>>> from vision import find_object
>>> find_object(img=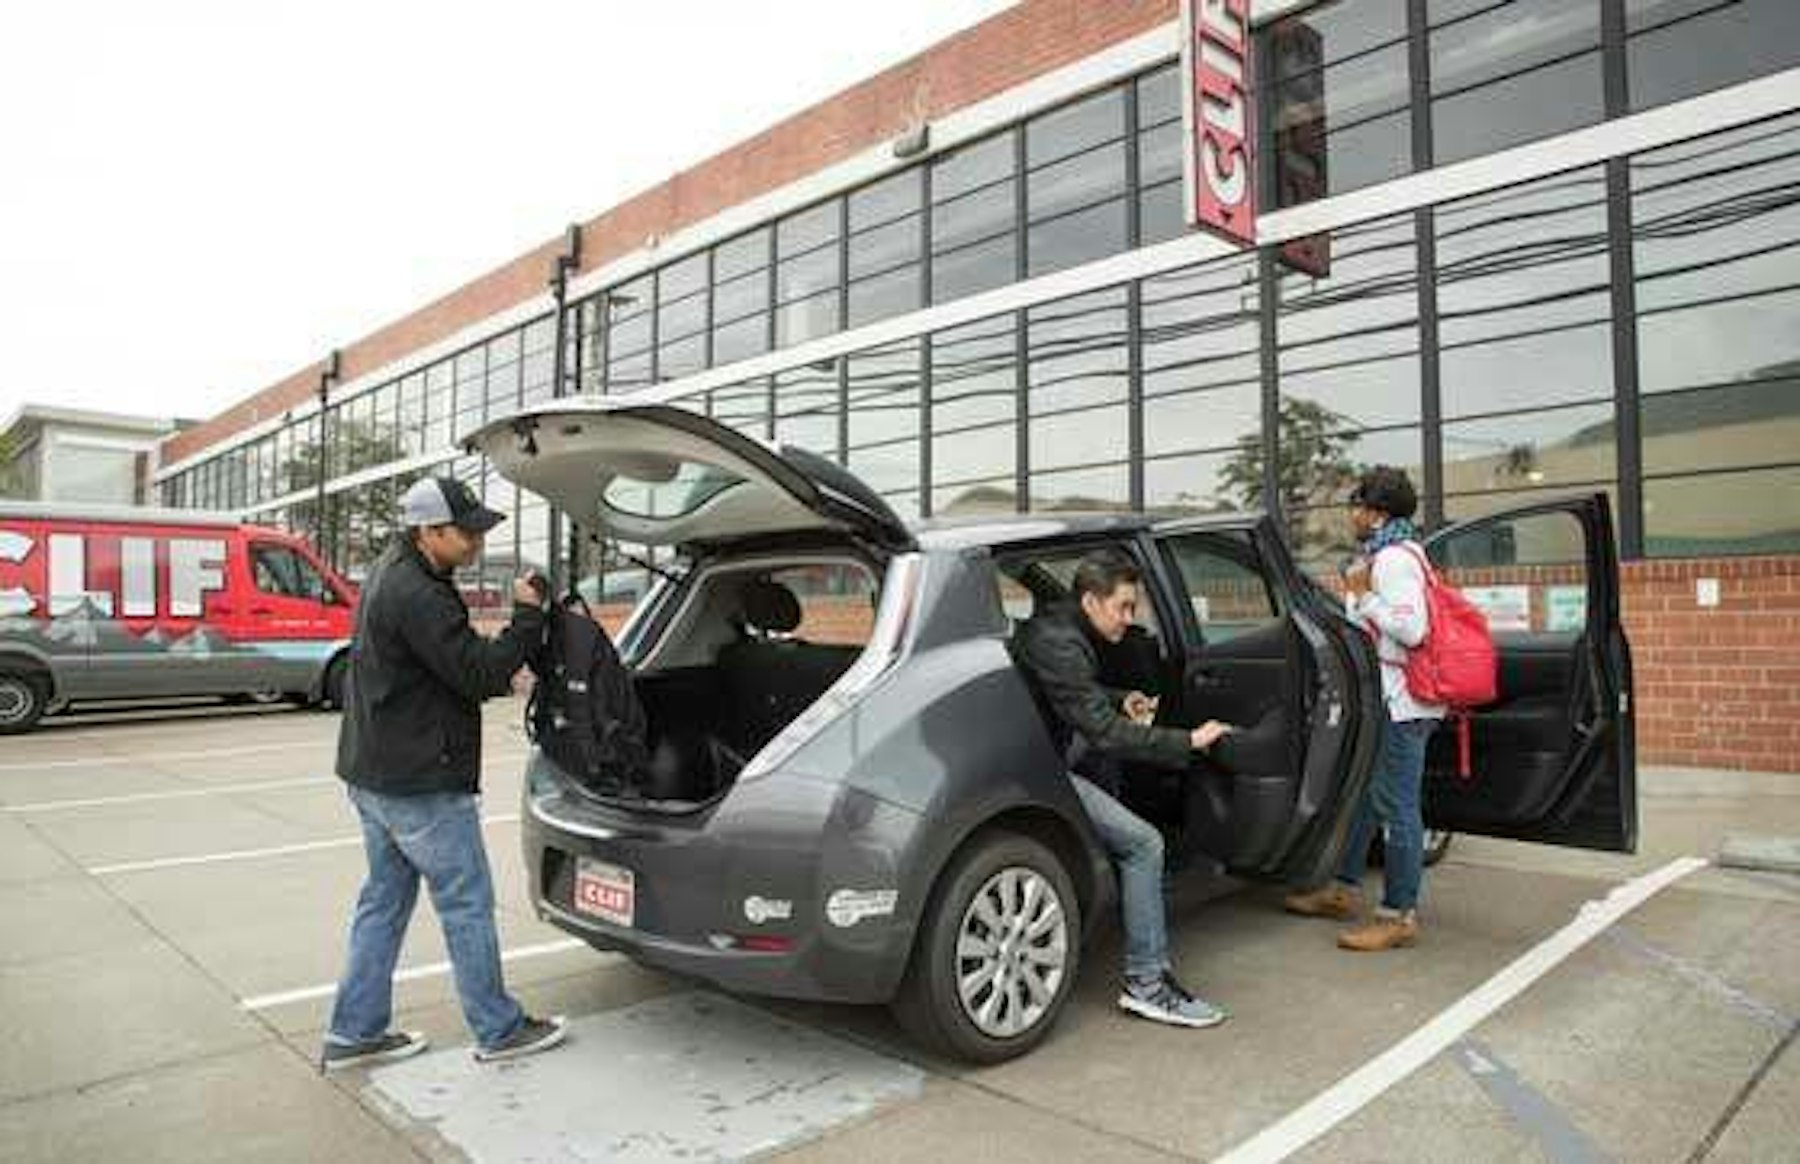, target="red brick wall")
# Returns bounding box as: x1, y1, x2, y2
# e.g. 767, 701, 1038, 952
162, 0, 1175, 468
1622, 556, 1800, 772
